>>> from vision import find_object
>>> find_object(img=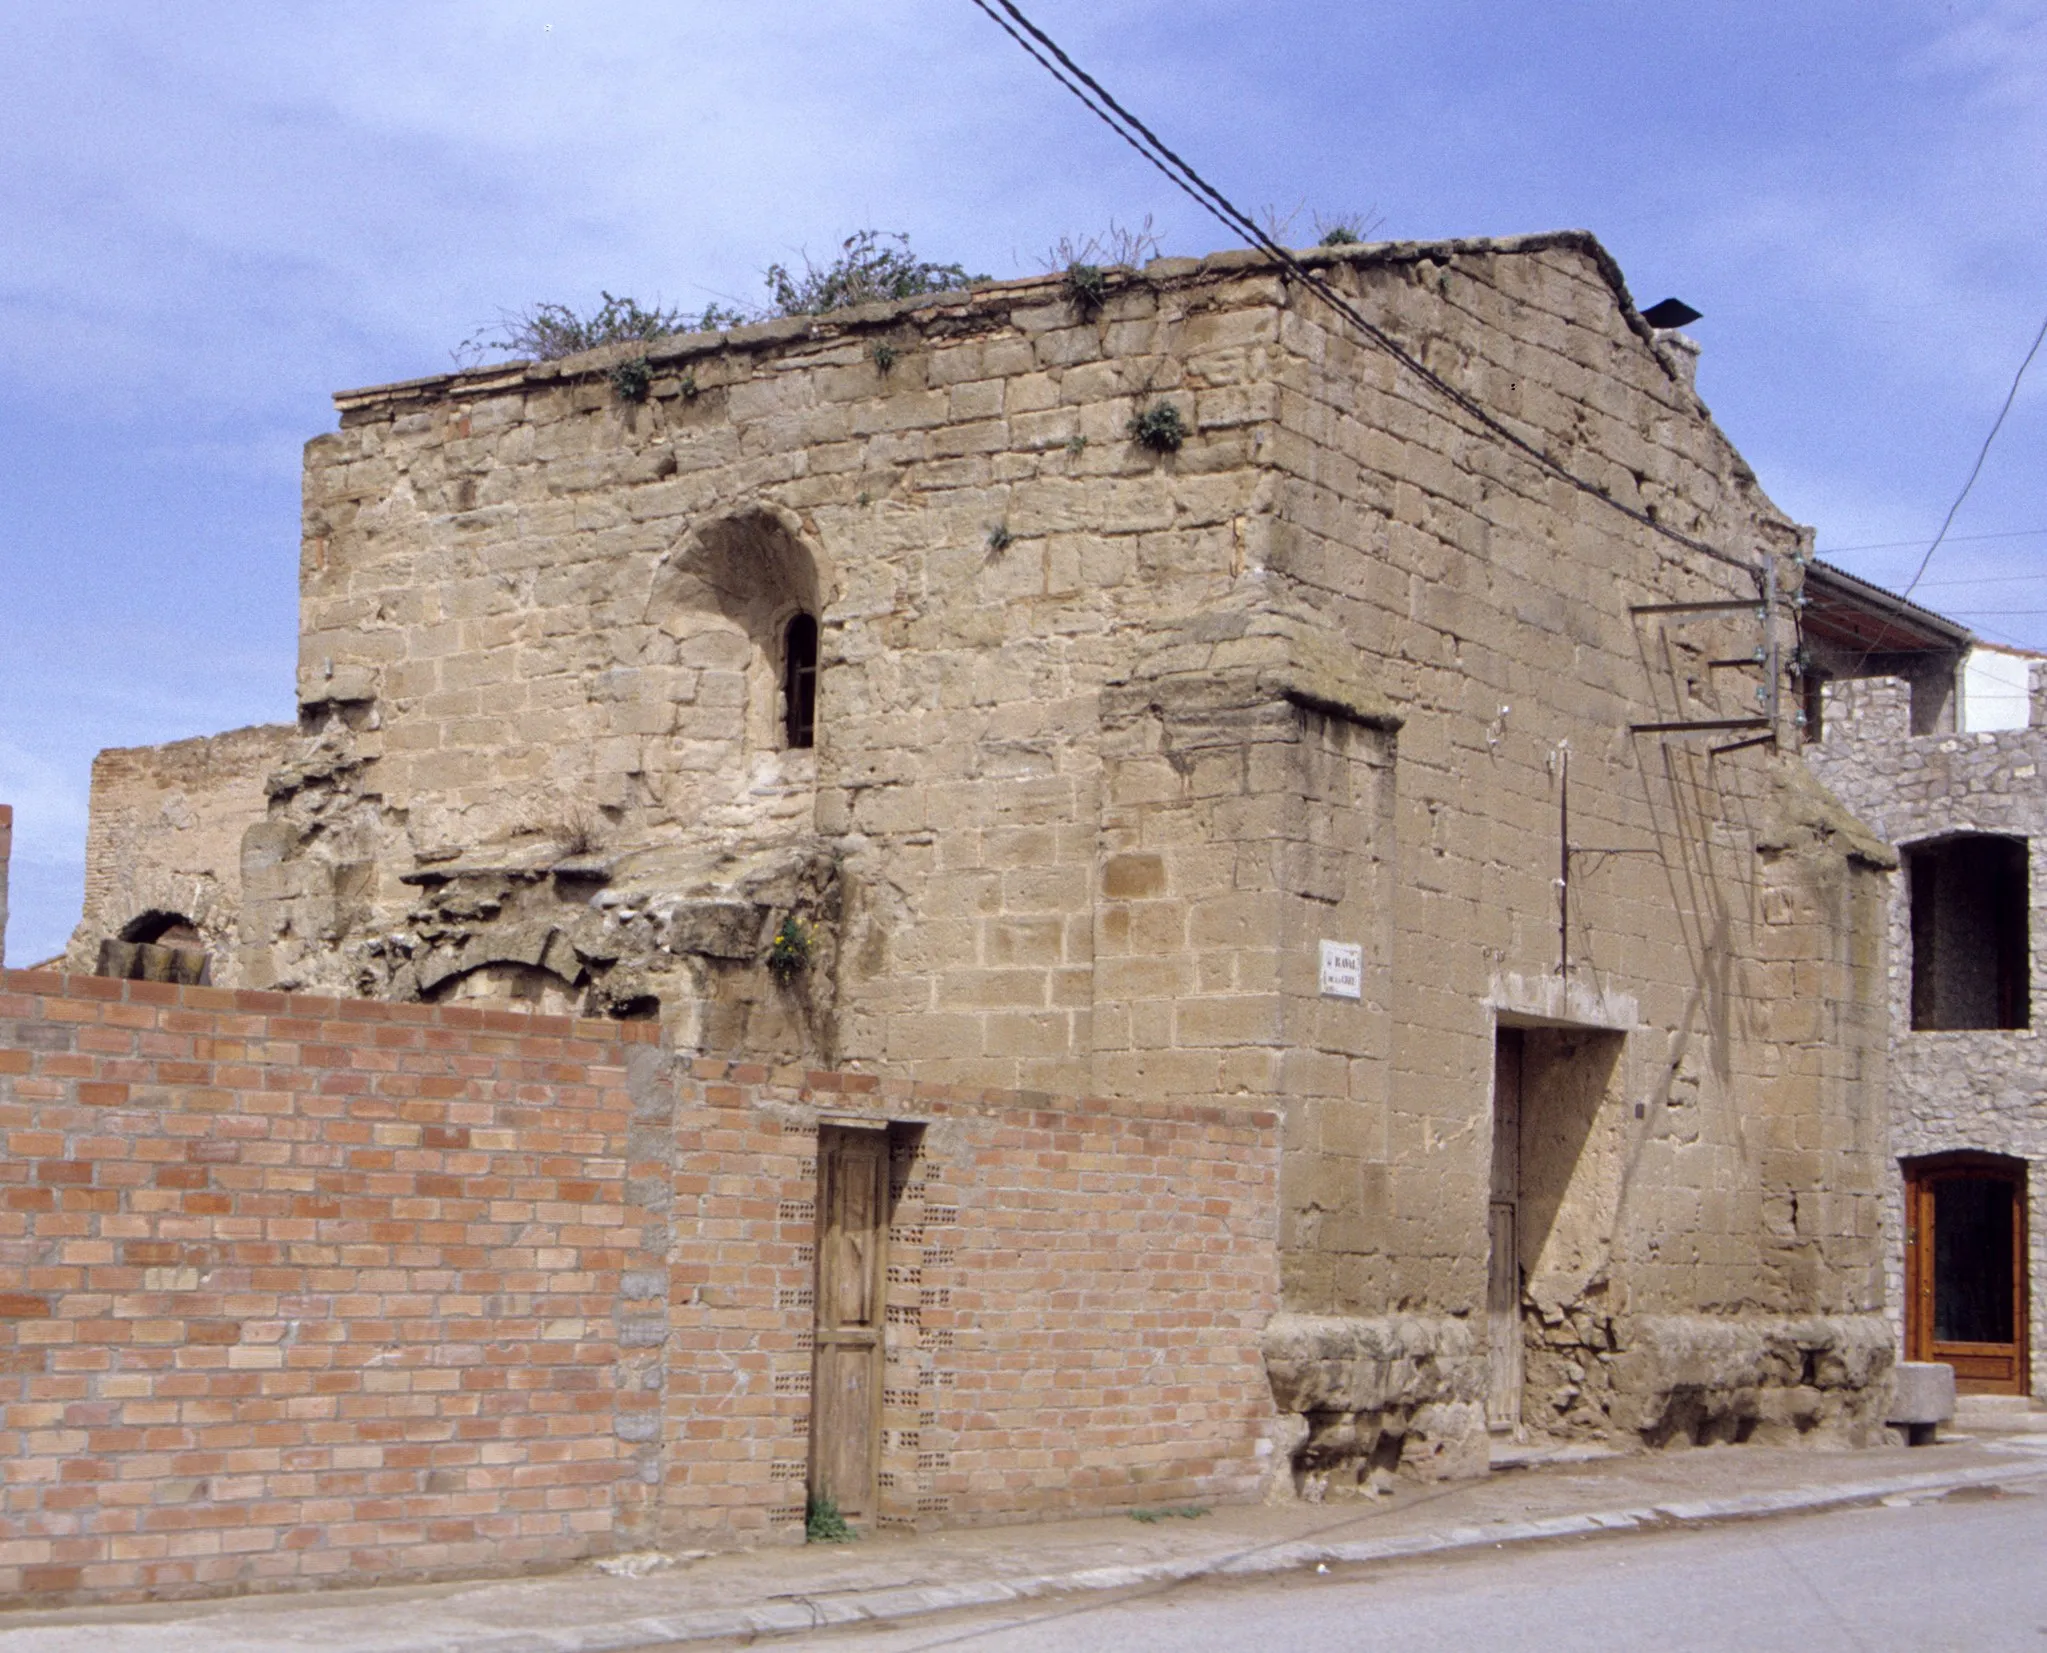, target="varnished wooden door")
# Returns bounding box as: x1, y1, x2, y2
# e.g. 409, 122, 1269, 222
1906, 1158, 2029, 1396
1488, 1030, 1524, 1432
809, 1126, 889, 1520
